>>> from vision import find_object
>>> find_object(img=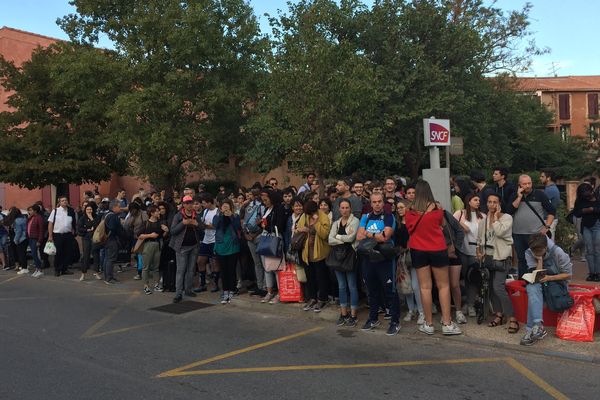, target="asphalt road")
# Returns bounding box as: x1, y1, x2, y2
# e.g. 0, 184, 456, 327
1, 270, 598, 400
